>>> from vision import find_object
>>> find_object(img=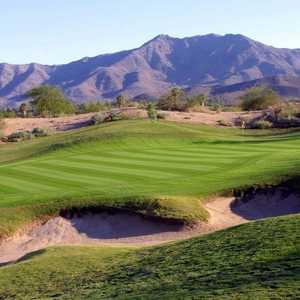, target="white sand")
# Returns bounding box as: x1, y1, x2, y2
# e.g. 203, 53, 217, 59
1, 190, 299, 265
